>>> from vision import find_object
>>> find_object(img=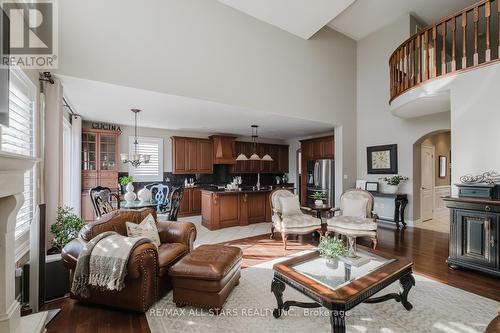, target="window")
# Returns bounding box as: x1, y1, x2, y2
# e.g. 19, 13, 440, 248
0, 67, 36, 260
128, 136, 163, 182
